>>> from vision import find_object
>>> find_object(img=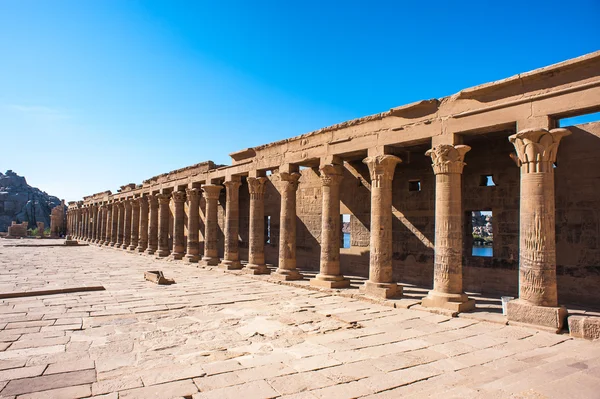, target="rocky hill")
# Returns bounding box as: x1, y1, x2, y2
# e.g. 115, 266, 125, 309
0, 170, 63, 232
